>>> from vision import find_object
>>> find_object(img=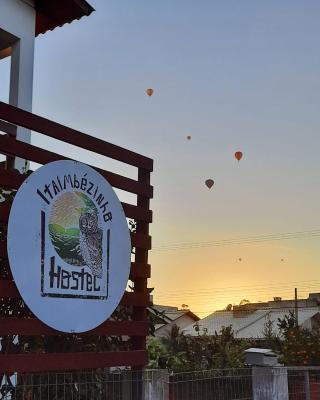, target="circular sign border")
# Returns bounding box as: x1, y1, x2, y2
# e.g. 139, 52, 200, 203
7, 160, 131, 333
